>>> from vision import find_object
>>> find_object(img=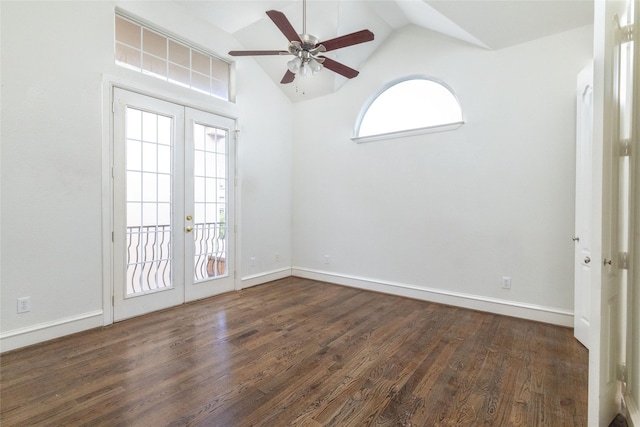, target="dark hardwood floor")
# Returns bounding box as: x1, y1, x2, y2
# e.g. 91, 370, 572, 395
0, 277, 587, 426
